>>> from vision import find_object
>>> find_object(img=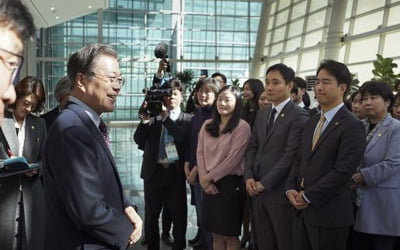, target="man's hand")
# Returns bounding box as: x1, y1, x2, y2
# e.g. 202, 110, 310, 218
286, 190, 308, 210
352, 172, 365, 185
184, 162, 190, 178
157, 60, 168, 75
254, 181, 265, 193
160, 104, 169, 120
124, 206, 143, 246
246, 178, 258, 197
187, 166, 198, 185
